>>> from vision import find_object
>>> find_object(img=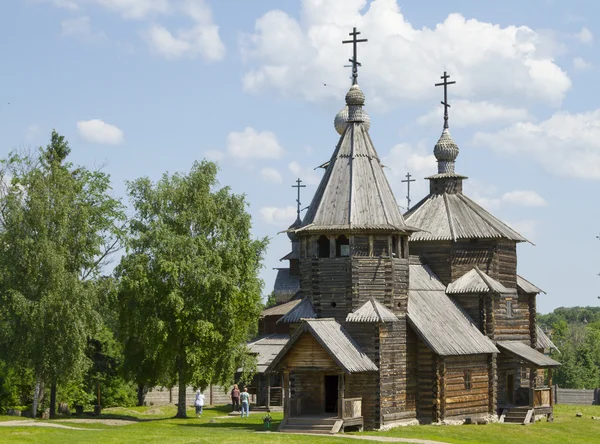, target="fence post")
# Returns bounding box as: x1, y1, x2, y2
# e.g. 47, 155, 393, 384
554, 384, 558, 405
